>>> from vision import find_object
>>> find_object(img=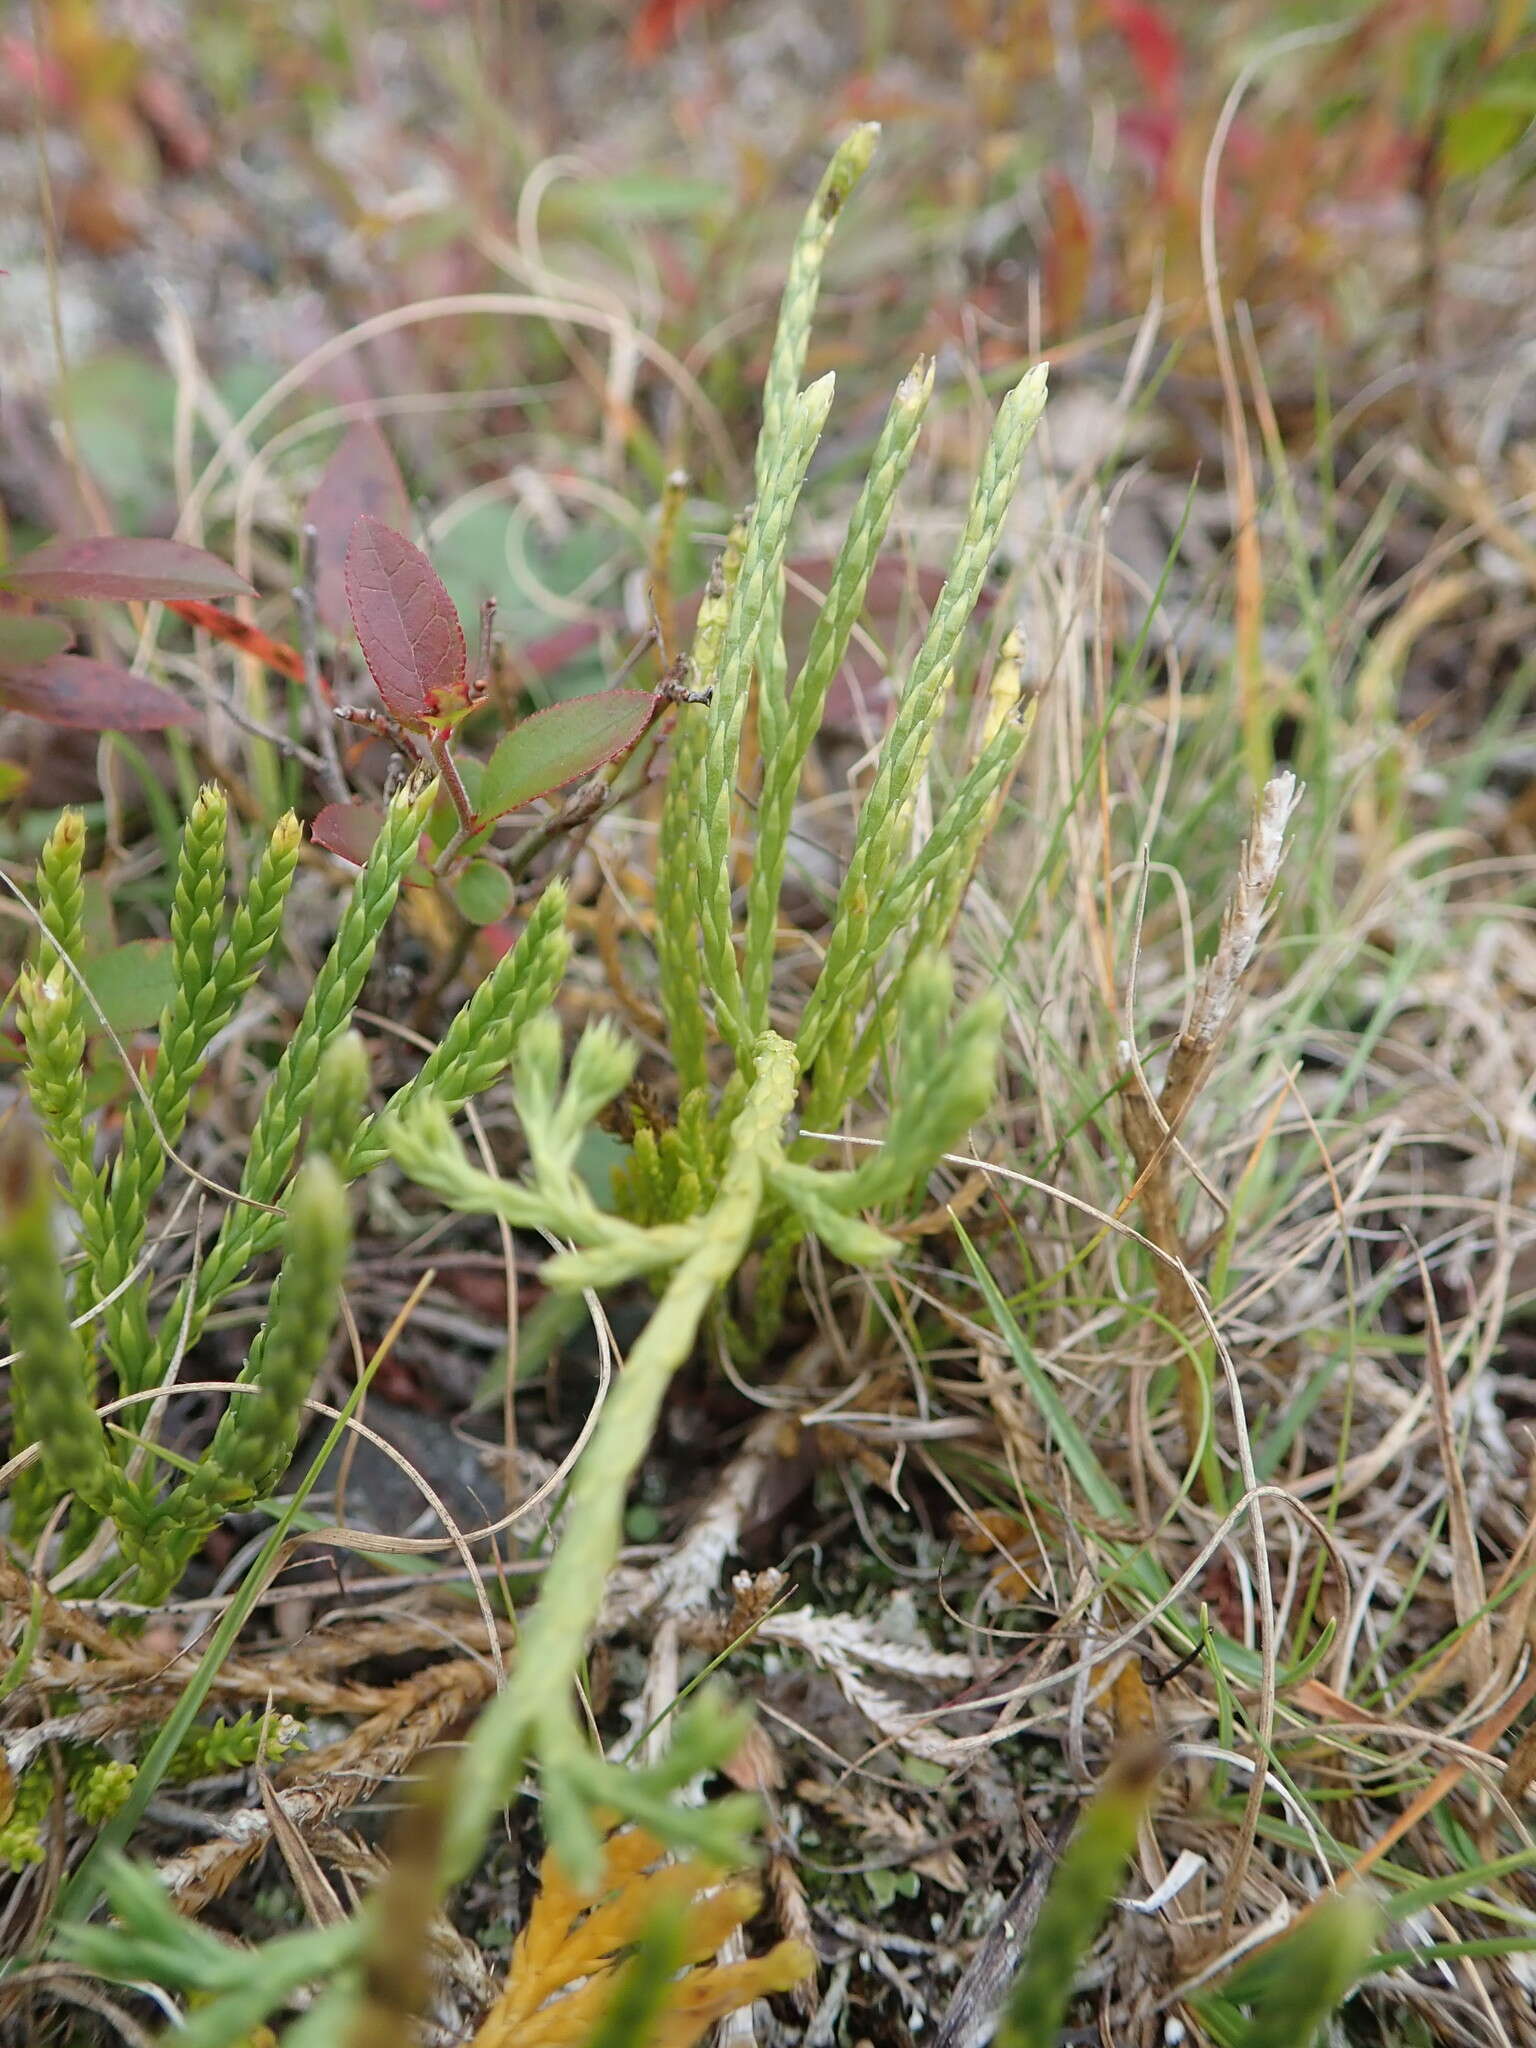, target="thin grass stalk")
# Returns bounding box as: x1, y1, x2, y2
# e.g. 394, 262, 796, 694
743, 360, 934, 1032
695, 380, 834, 1064
796, 364, 1048, 1119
